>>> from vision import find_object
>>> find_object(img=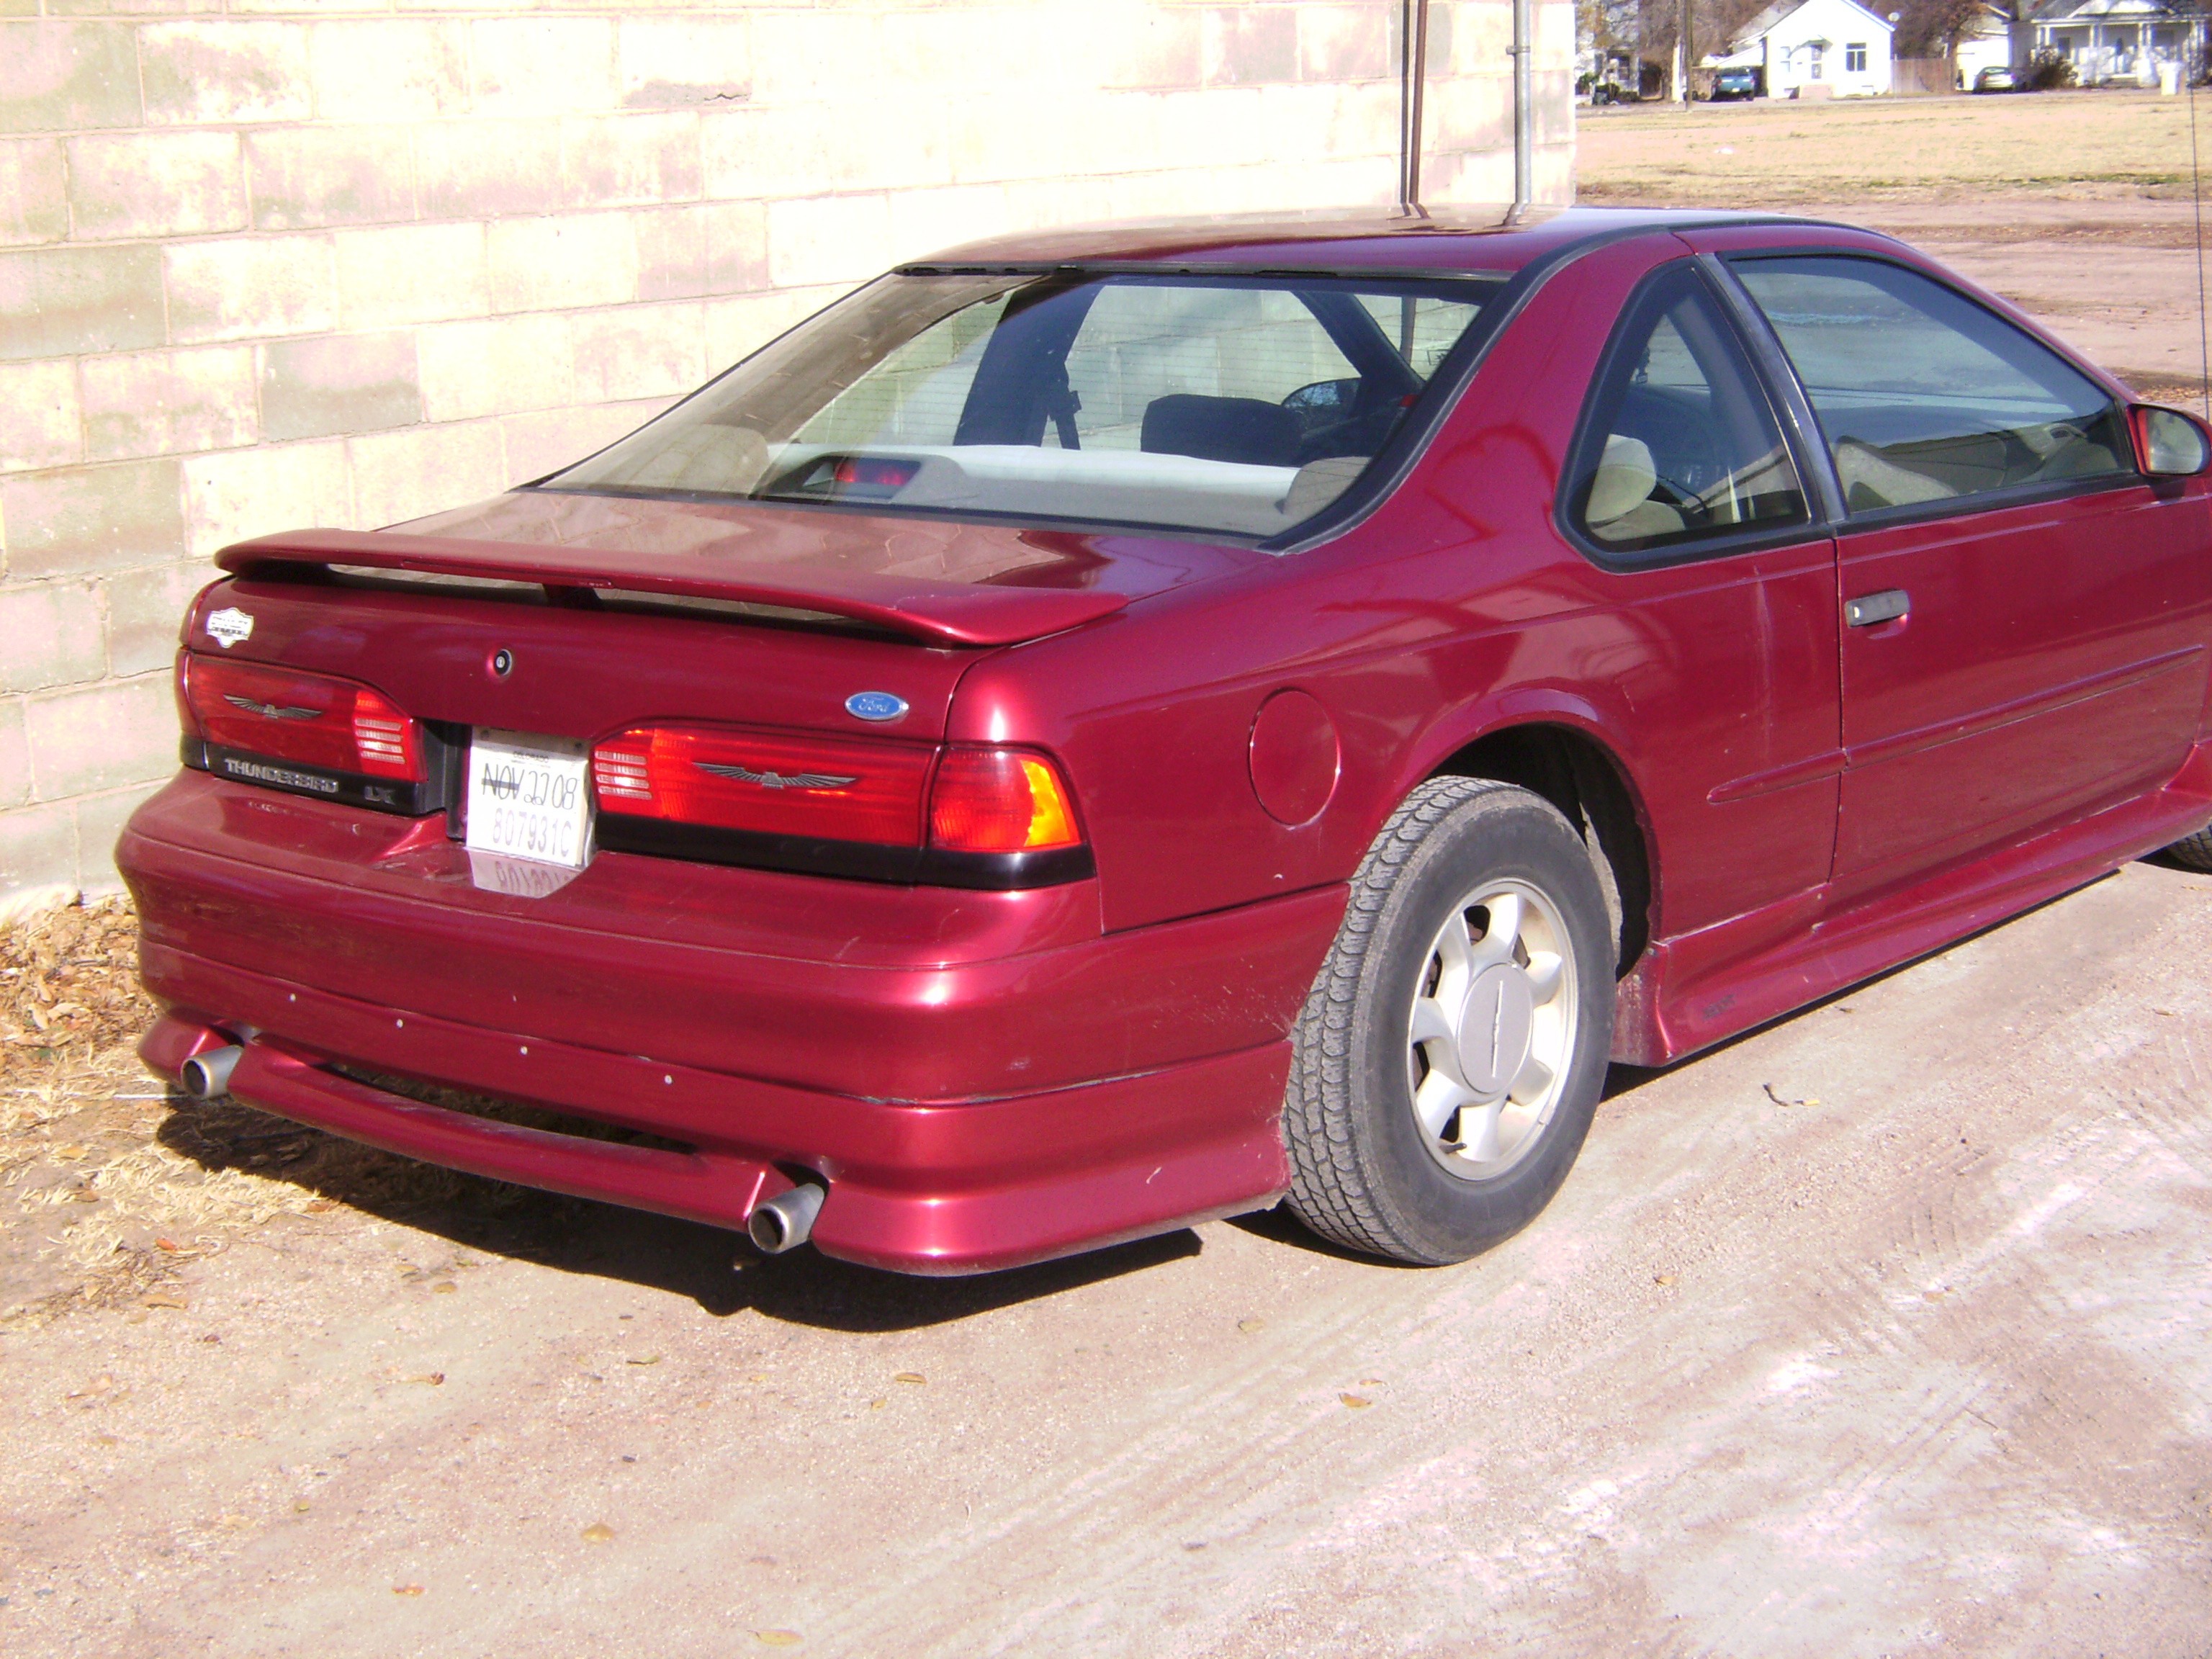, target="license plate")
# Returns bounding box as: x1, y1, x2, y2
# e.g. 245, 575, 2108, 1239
464, 729, 593, 871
